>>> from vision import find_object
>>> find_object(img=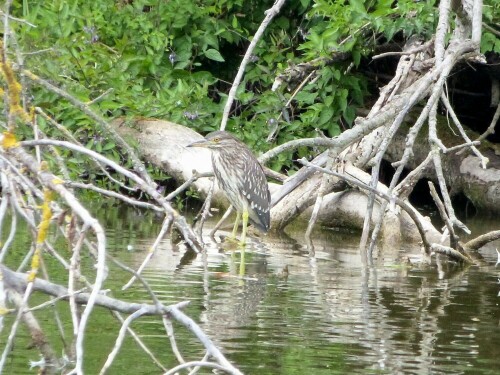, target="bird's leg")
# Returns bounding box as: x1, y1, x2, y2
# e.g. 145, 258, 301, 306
239, 210, 249, 246
231, 211, 241, 240
239, 248, 245, 276
238, 210, 249, 275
